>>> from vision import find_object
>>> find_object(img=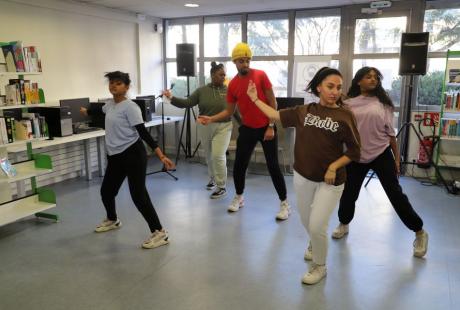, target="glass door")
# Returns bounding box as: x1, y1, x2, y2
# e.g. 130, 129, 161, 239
345, 8, 412, 131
